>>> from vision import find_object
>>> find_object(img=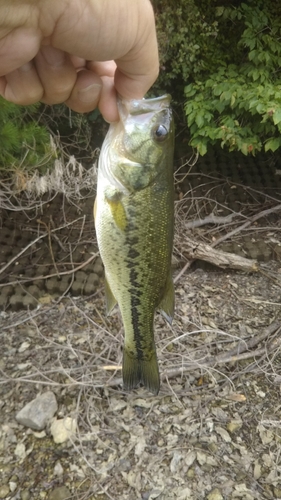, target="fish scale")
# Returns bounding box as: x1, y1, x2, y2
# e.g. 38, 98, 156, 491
95, 95, 175, 394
